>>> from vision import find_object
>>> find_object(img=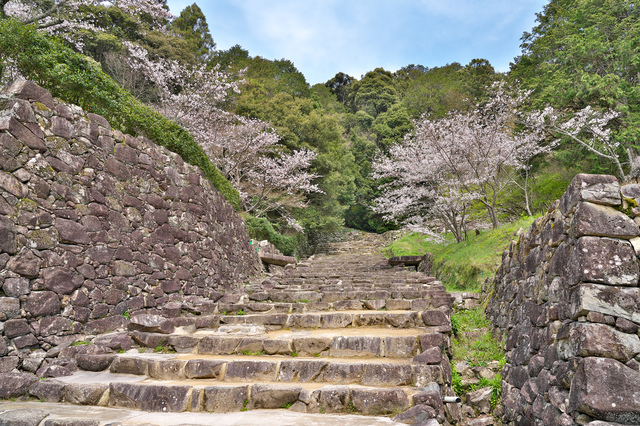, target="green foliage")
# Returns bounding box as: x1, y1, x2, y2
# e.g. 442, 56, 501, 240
246, 216, 297, 256
451, 308, 505, 367
0, 19, 240, 209
70, 340, 90, 347
450, 314, 460, 338
451, 363, 464, 396
386, 217, 535, 292
350, 68, 397, 117
171, 3, 215, 62
511, 0, 640, 176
